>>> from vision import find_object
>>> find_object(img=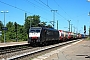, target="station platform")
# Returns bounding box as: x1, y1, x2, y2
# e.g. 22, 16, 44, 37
0, 41, 28, 48
32, 39, 90, 60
